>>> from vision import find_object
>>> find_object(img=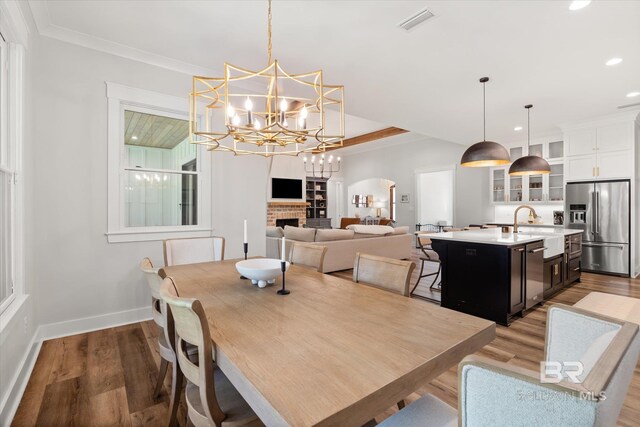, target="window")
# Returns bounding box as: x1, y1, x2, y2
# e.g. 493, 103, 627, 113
0, 33, 18, 314
106, 83, 211, 243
